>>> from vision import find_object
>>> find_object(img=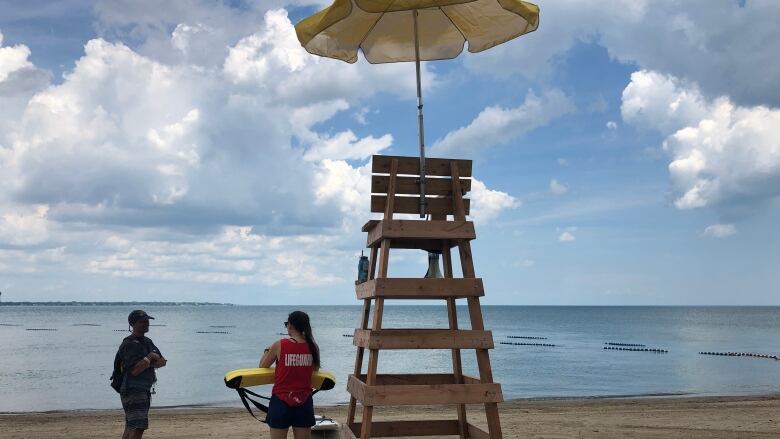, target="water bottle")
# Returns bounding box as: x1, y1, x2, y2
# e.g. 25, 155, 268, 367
357, 251, 369, 283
